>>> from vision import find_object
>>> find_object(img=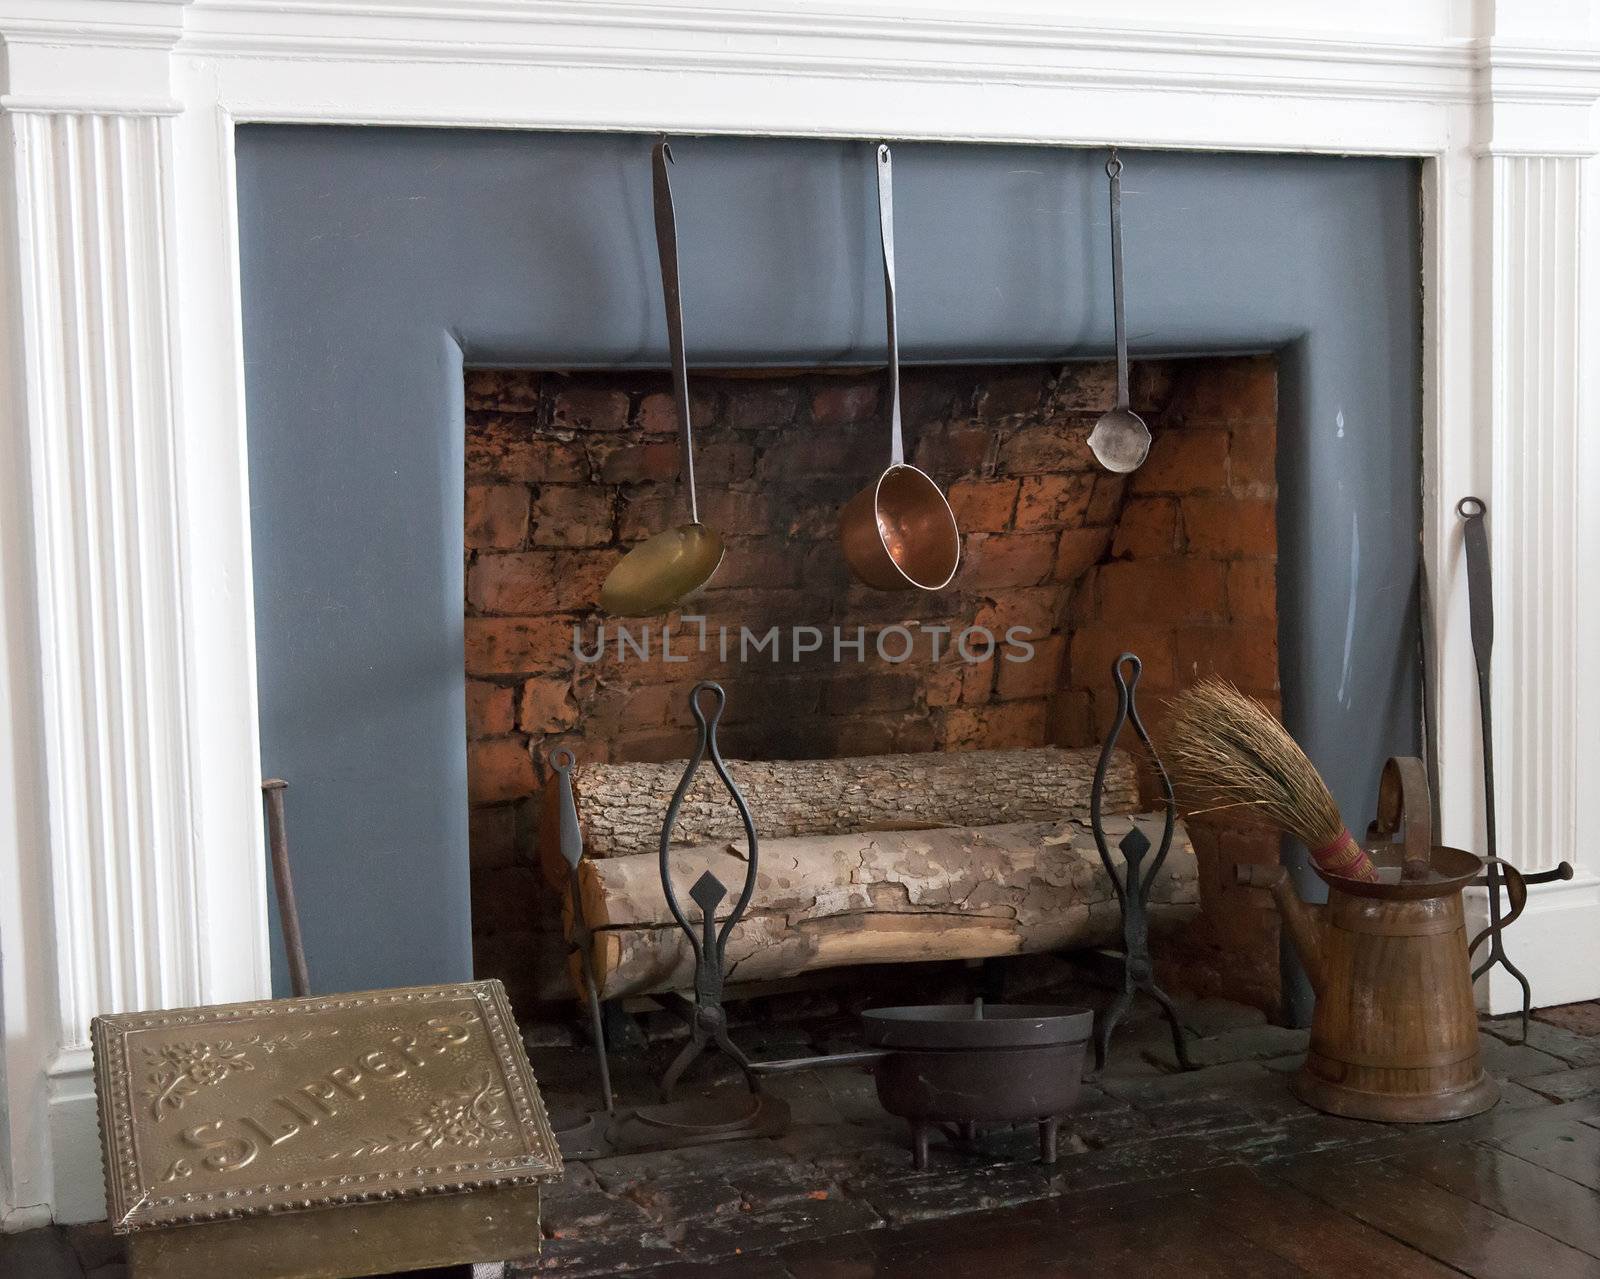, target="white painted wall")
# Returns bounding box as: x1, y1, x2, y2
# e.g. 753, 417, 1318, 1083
0, 0, 1595, 1226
